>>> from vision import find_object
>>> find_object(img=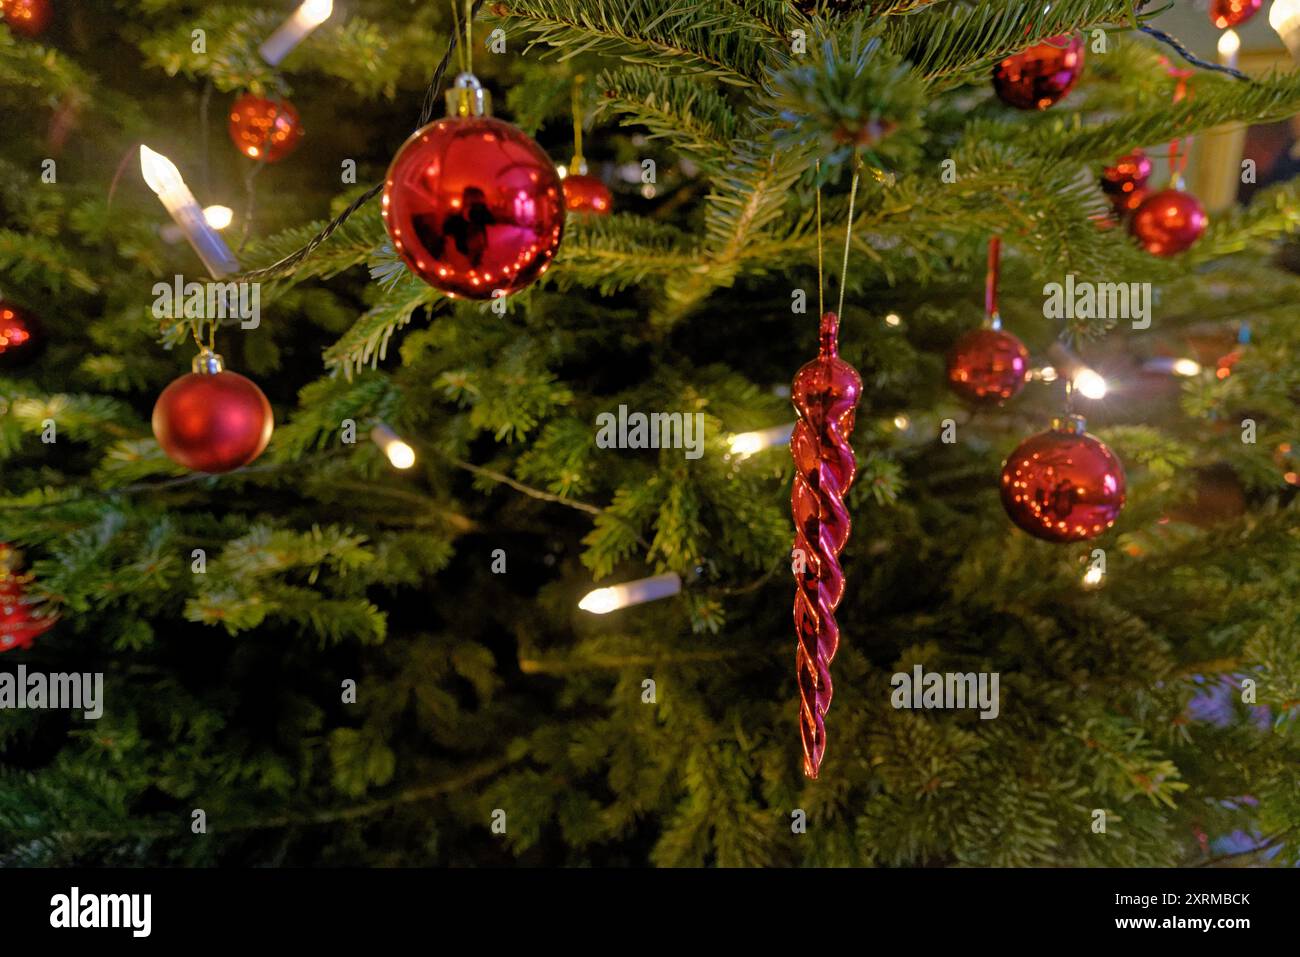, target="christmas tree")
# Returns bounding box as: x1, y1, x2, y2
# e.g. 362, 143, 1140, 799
1, 0, 1297, 868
